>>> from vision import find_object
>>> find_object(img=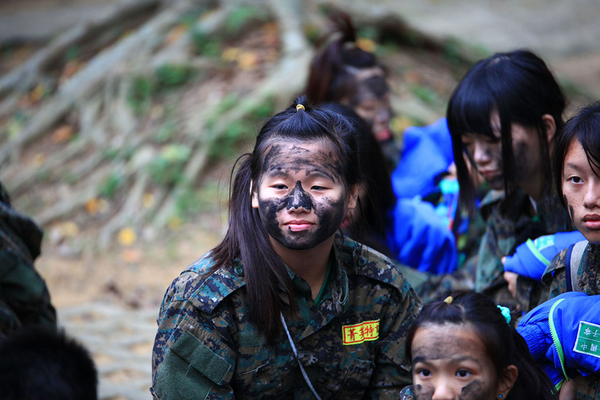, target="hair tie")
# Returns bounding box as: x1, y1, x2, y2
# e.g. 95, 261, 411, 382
497, 305, 511, 324
443, 296, 453, 305
296, 104, 305, 111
